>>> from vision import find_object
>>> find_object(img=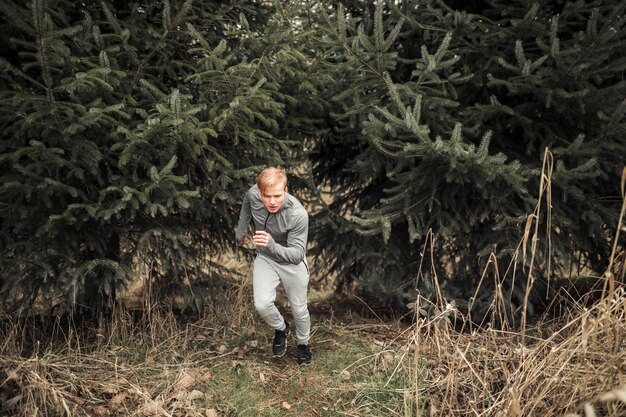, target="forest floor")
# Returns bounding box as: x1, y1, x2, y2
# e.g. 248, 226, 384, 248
0, 276, 418, 417
1, 266, 625, 417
